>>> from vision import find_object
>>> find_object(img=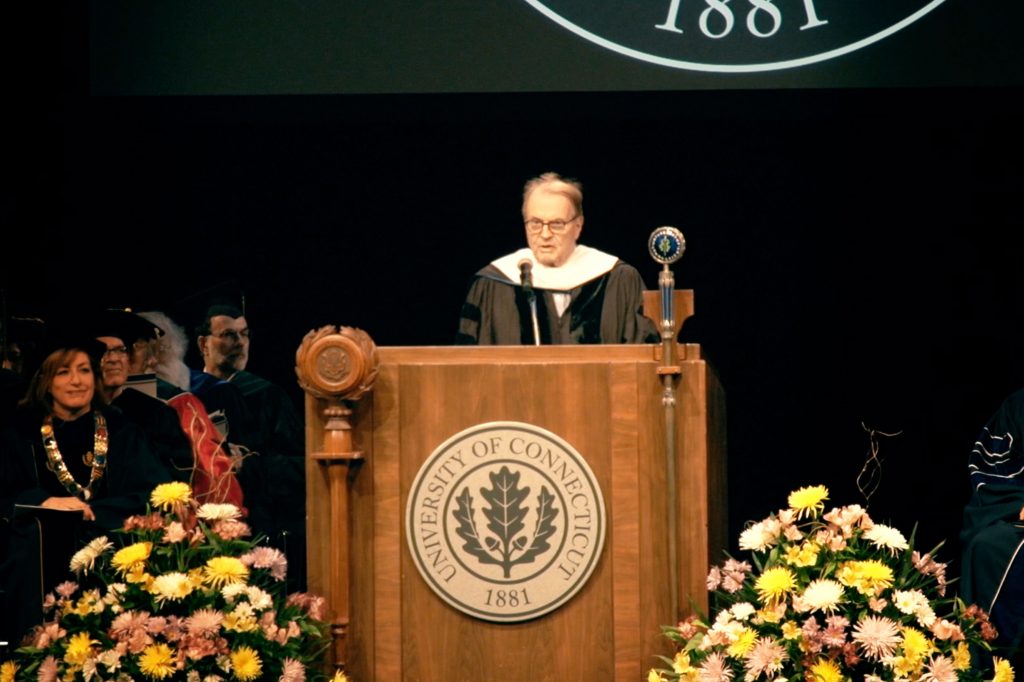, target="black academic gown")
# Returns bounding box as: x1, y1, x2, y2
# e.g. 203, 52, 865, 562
228, 370, 306, 591
456, 261, 659, 345
0, 407, 170, 645
960, 389, 1024, 657
111, 387, 194, 482
190, 369, 306, 591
